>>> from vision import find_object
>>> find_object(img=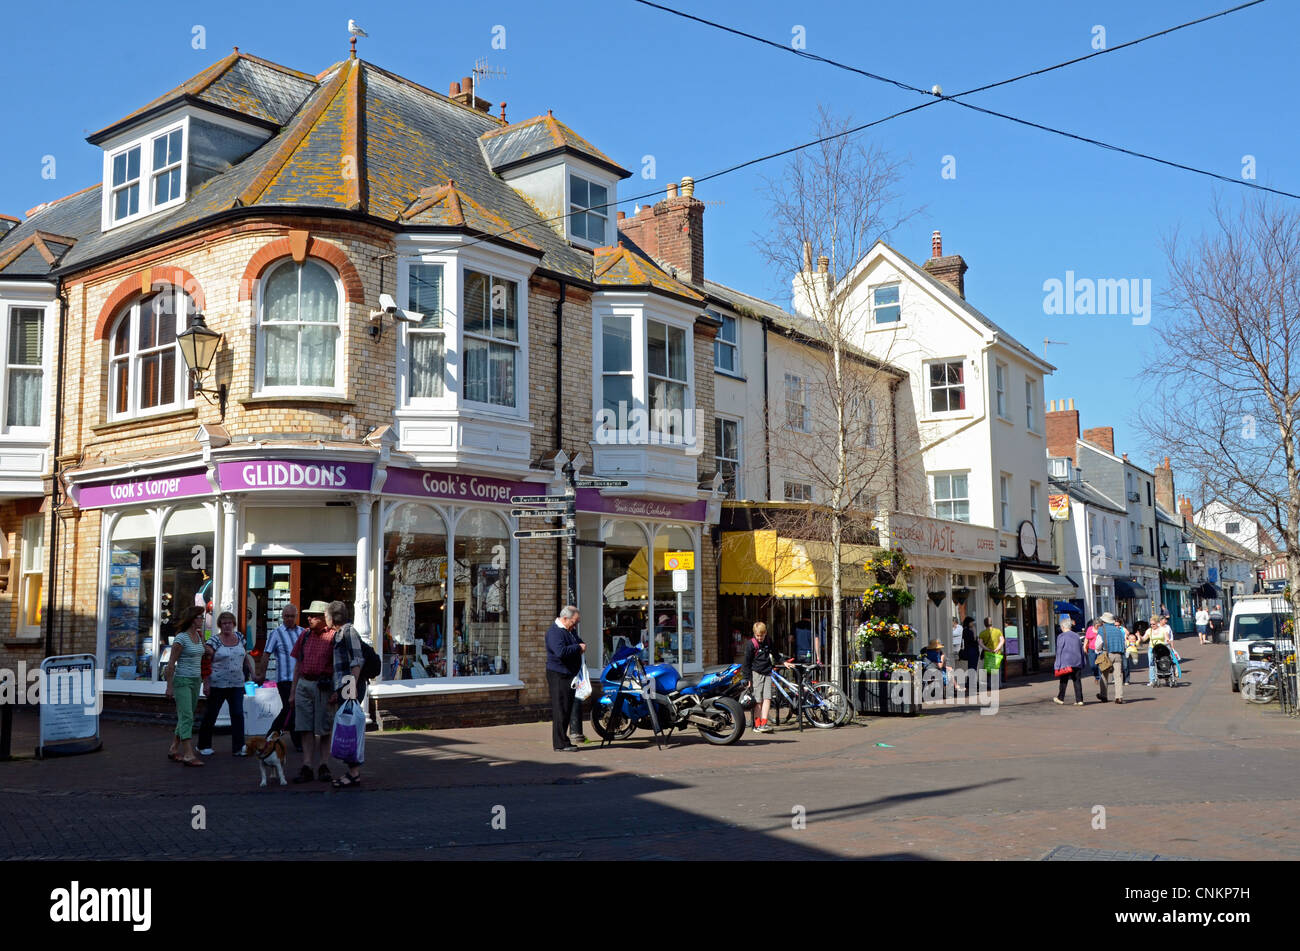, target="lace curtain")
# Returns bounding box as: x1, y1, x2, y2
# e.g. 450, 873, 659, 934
263, 261, 338, 388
